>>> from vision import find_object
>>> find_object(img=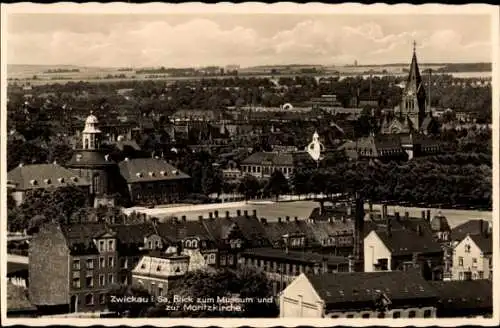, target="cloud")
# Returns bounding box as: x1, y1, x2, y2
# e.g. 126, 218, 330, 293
7, 17, 492, 67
